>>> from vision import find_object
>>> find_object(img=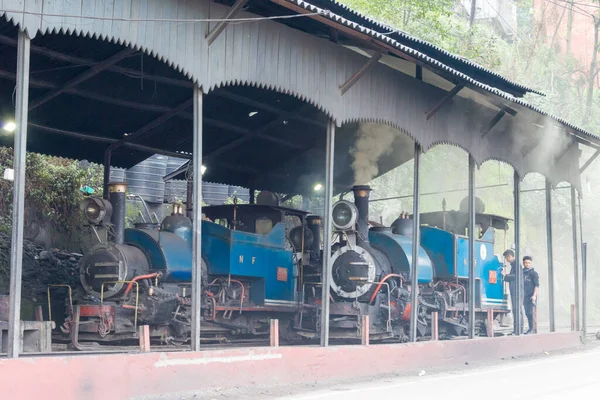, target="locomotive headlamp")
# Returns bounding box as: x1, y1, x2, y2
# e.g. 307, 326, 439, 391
332, 200, 358, 231
80, 196, 113, 225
